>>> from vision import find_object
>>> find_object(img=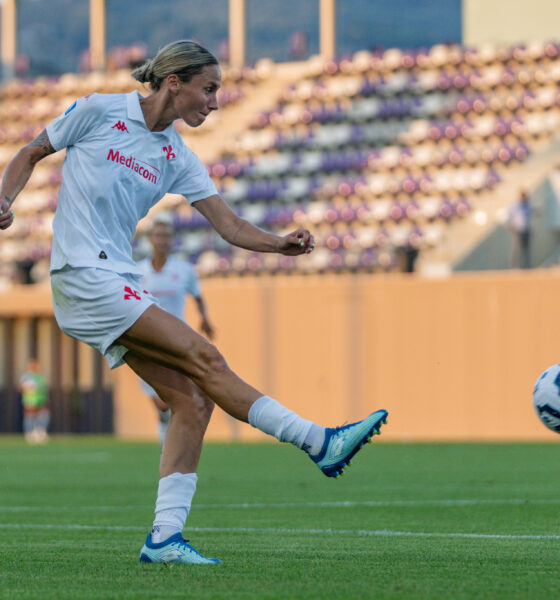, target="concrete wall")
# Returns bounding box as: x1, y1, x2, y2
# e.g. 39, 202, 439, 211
463, 0, 560, 46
